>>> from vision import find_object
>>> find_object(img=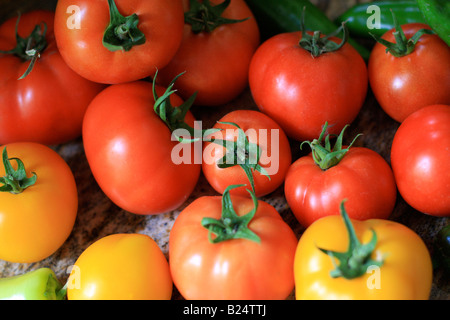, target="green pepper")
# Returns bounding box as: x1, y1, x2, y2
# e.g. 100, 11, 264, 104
335, 0, 427, 38
244, 0, 371, 61
0, 268, 66, 300
417, 0, 450, 46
